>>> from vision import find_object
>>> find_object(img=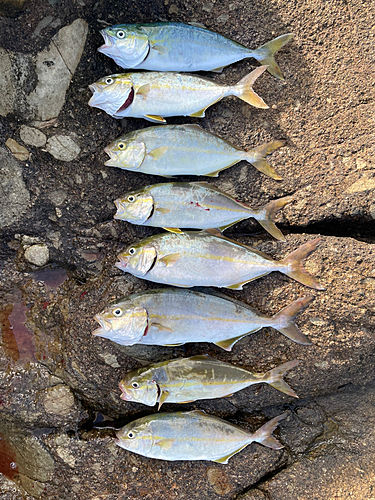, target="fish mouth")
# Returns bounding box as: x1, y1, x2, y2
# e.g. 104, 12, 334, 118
116, 256, 128, 270
115, 87, 135, 114
113, 199, 125, 219
92, 314, 112, 336
98, 30, 113, 51
119, 383, 130, 401
104, 147, 118, 167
